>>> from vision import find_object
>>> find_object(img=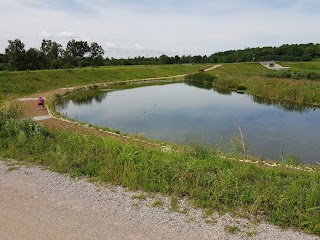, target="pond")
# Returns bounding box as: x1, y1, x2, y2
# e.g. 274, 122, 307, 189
56, 83, 320, 164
